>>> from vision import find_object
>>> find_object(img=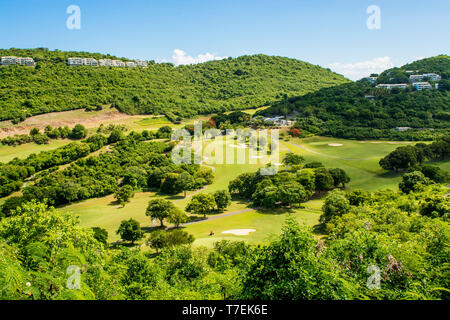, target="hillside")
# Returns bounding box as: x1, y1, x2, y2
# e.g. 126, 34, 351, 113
0, 48, 349, 123
376, 55, 450, 84
258, 55, 450, 140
